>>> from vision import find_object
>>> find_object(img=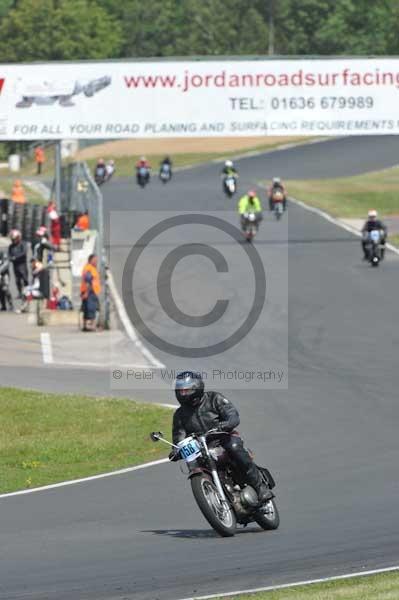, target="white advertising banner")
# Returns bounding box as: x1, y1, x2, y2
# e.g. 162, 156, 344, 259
1, 58, 399, 139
